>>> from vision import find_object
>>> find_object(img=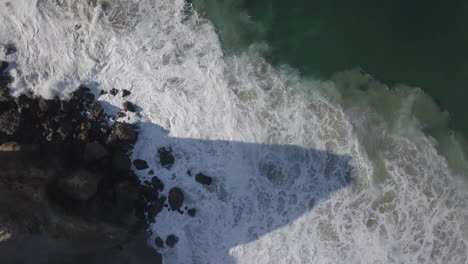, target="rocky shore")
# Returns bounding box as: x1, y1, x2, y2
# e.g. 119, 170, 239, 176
0, 60, 169, 263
